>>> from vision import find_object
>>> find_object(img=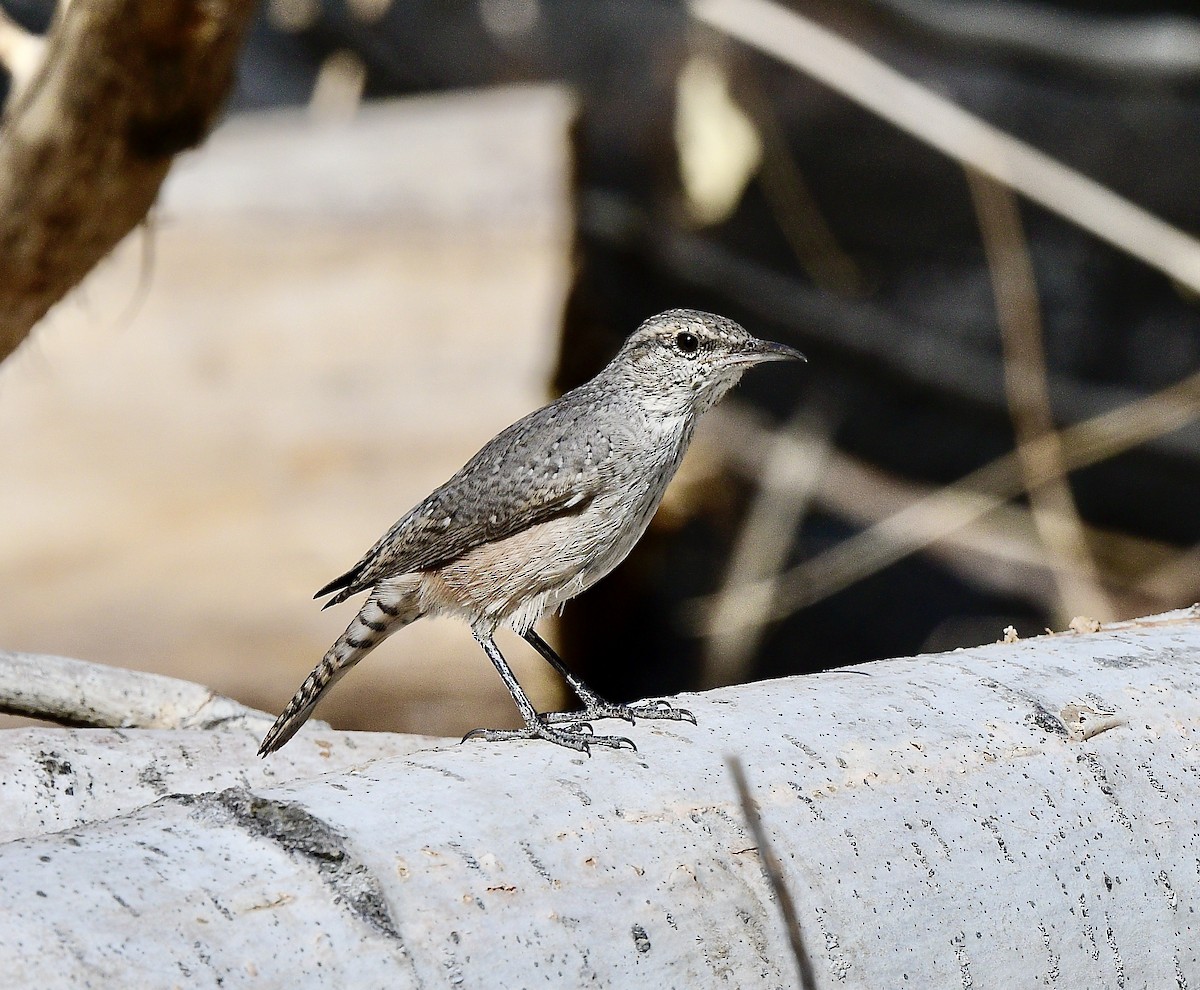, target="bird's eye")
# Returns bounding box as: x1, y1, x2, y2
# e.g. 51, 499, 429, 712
675, 331, 700, 355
